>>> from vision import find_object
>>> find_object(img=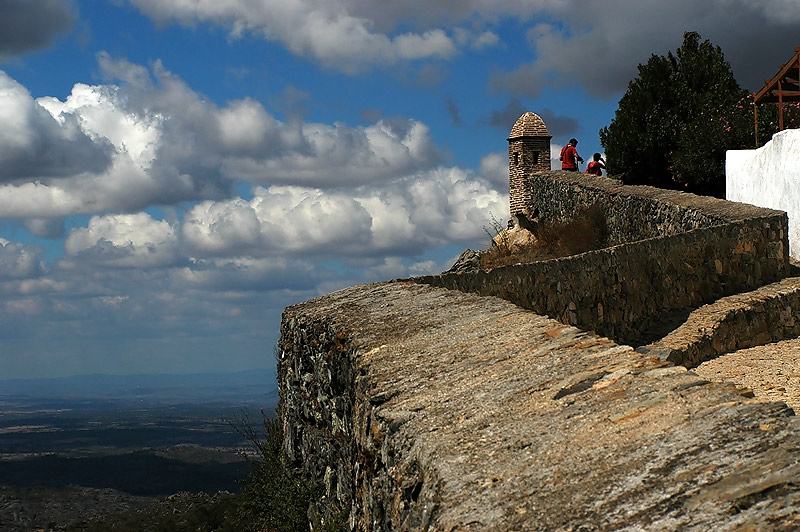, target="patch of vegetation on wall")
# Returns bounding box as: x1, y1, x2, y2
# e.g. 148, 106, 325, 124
481, 203, 609, 269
